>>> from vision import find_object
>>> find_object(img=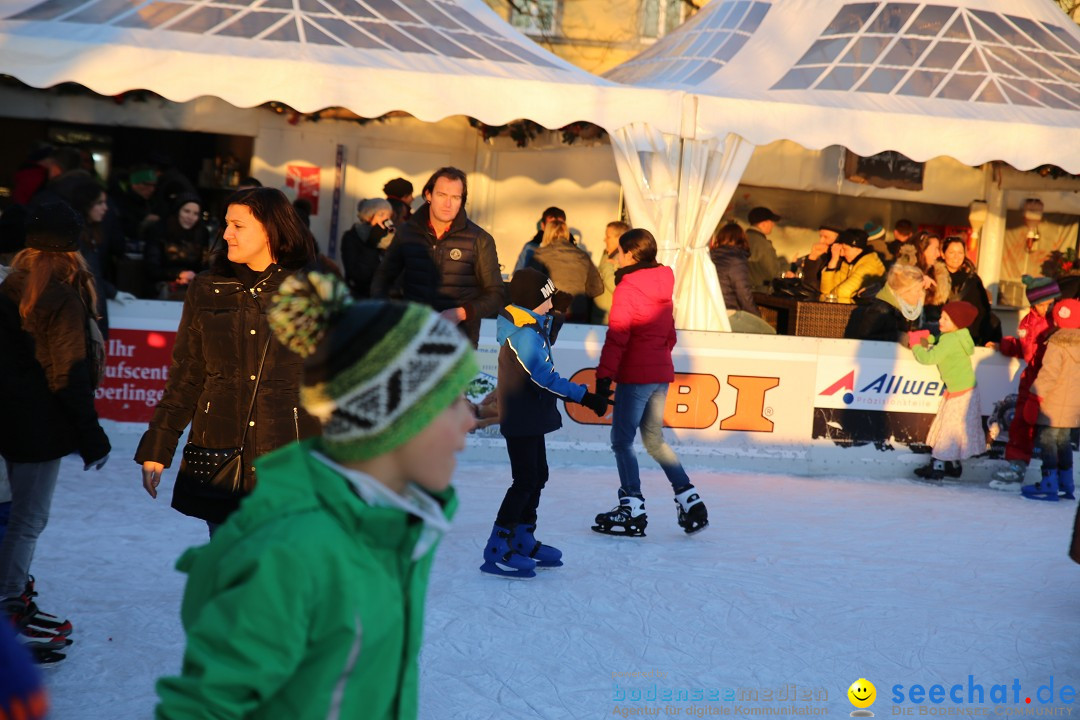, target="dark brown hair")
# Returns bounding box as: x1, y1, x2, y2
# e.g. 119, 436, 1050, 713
711, 222, 748, 251
421, 167, 468, 207
224, 187, 316, 269
619, 228, 658, 265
